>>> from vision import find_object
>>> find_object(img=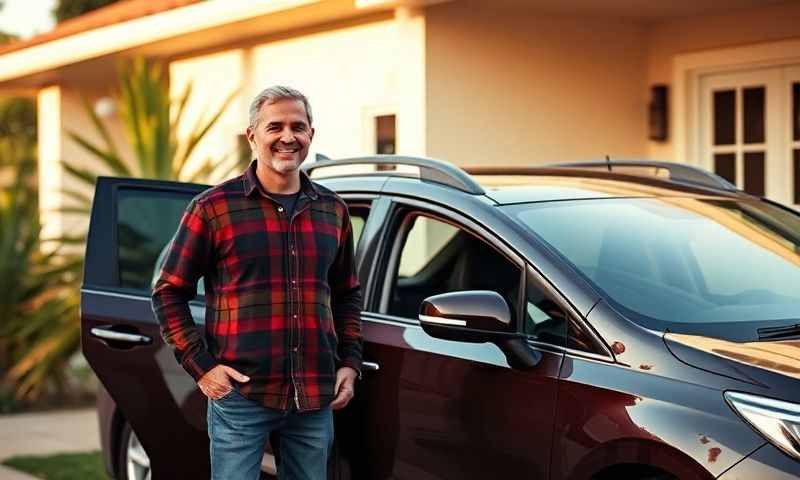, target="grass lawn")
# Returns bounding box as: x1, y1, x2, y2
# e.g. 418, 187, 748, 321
2, 451, 109, 480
